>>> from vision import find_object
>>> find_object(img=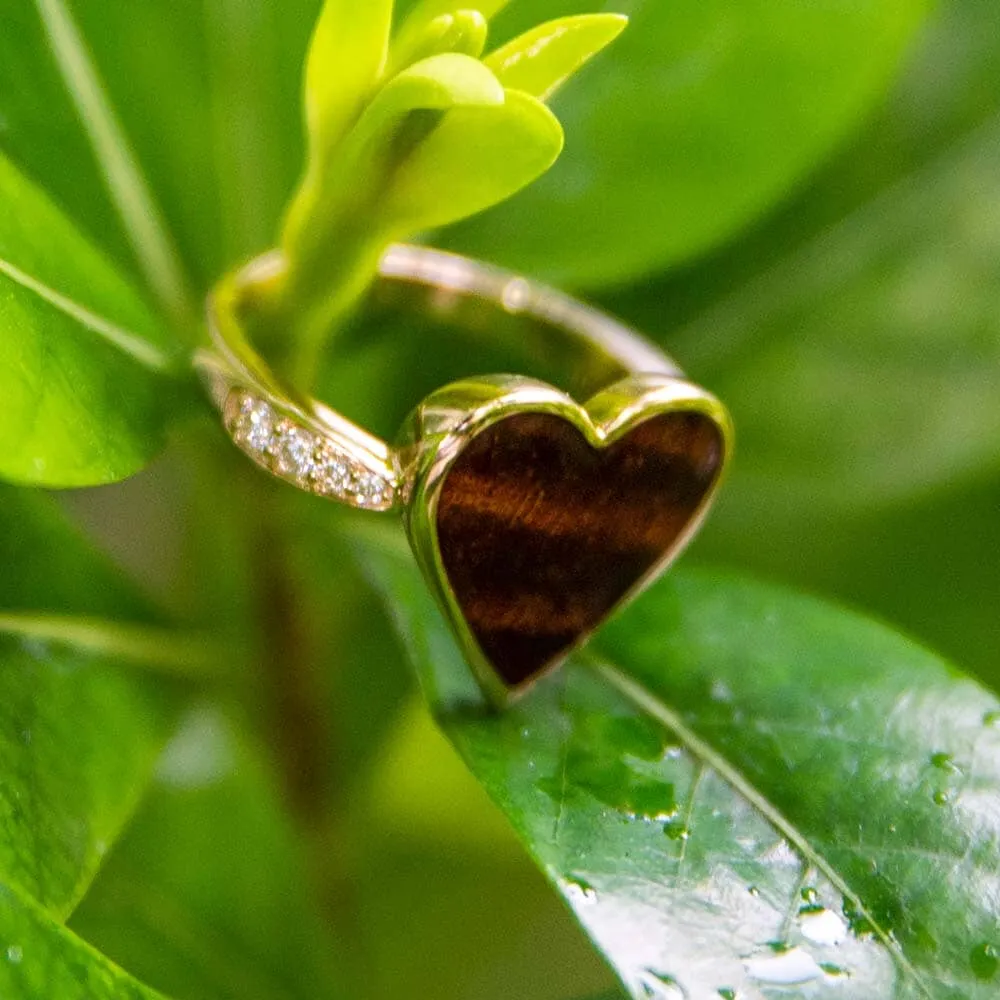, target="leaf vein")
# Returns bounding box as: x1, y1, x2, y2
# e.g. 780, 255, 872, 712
674, 761, 705, 880
0, 256, 171, 371
591, 656, 936, 1000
